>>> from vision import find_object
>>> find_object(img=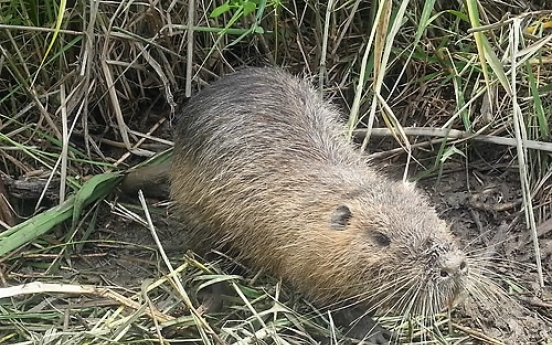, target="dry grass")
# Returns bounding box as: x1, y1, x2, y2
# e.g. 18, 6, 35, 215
1, 0, 552, 344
